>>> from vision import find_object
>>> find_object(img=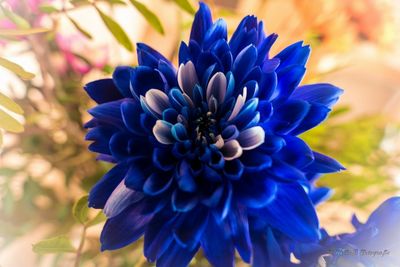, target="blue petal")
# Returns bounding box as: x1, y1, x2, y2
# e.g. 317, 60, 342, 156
273, 65, 306, 101
124, 158, 151, 190
309, 186, 332, 205
113, 66, 133, 98
258, 100, 273, 122
229, 205, 252, 263
86, 125, 117, 154
143, 172, 173, 196
137, 42, 173, 69
173, 208, 209, 249
130, 66, 167, 99
190, 2, 212, 44
153, 148, 176, 171
157, 241, 199, 267
203, 18, 227, 49
258, 134, 286, 154
274, 135, 314, 169
237, 176, 277, 208
260, 182, 320, 242
144, 211, 176, 262
84, 78, 123, 104
88, 163, 129, 209
290, 103, 331, 135
109, 132, 131, 160
171, 123, 188, 141
229, 16, 259, 58
179, 41, 191, 64
88, 99, 125, 128
303, 151, 345, 173
256, 33, 278, 65
201, 216, 235, 267
274, 41, 310, 70
266, 99, 310, 134
120, 99, 146, 136
172, 190, 199, 212
267, 159, 306, 181
100, 200, 153, 250
214, 182, 233, 221
241, 149, 272, 172
290, 83, 343, 108
232, 44, 257, 84
223, 159, 244, 180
